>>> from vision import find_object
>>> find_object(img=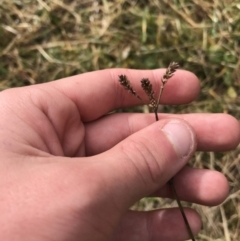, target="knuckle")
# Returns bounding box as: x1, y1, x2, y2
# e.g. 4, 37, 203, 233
120, 138, 163, 185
